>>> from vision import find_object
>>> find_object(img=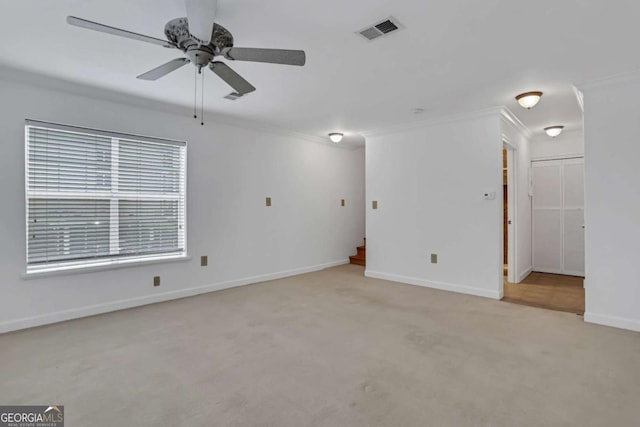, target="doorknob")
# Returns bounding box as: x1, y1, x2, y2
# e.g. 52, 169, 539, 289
508, 220, 512, 225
